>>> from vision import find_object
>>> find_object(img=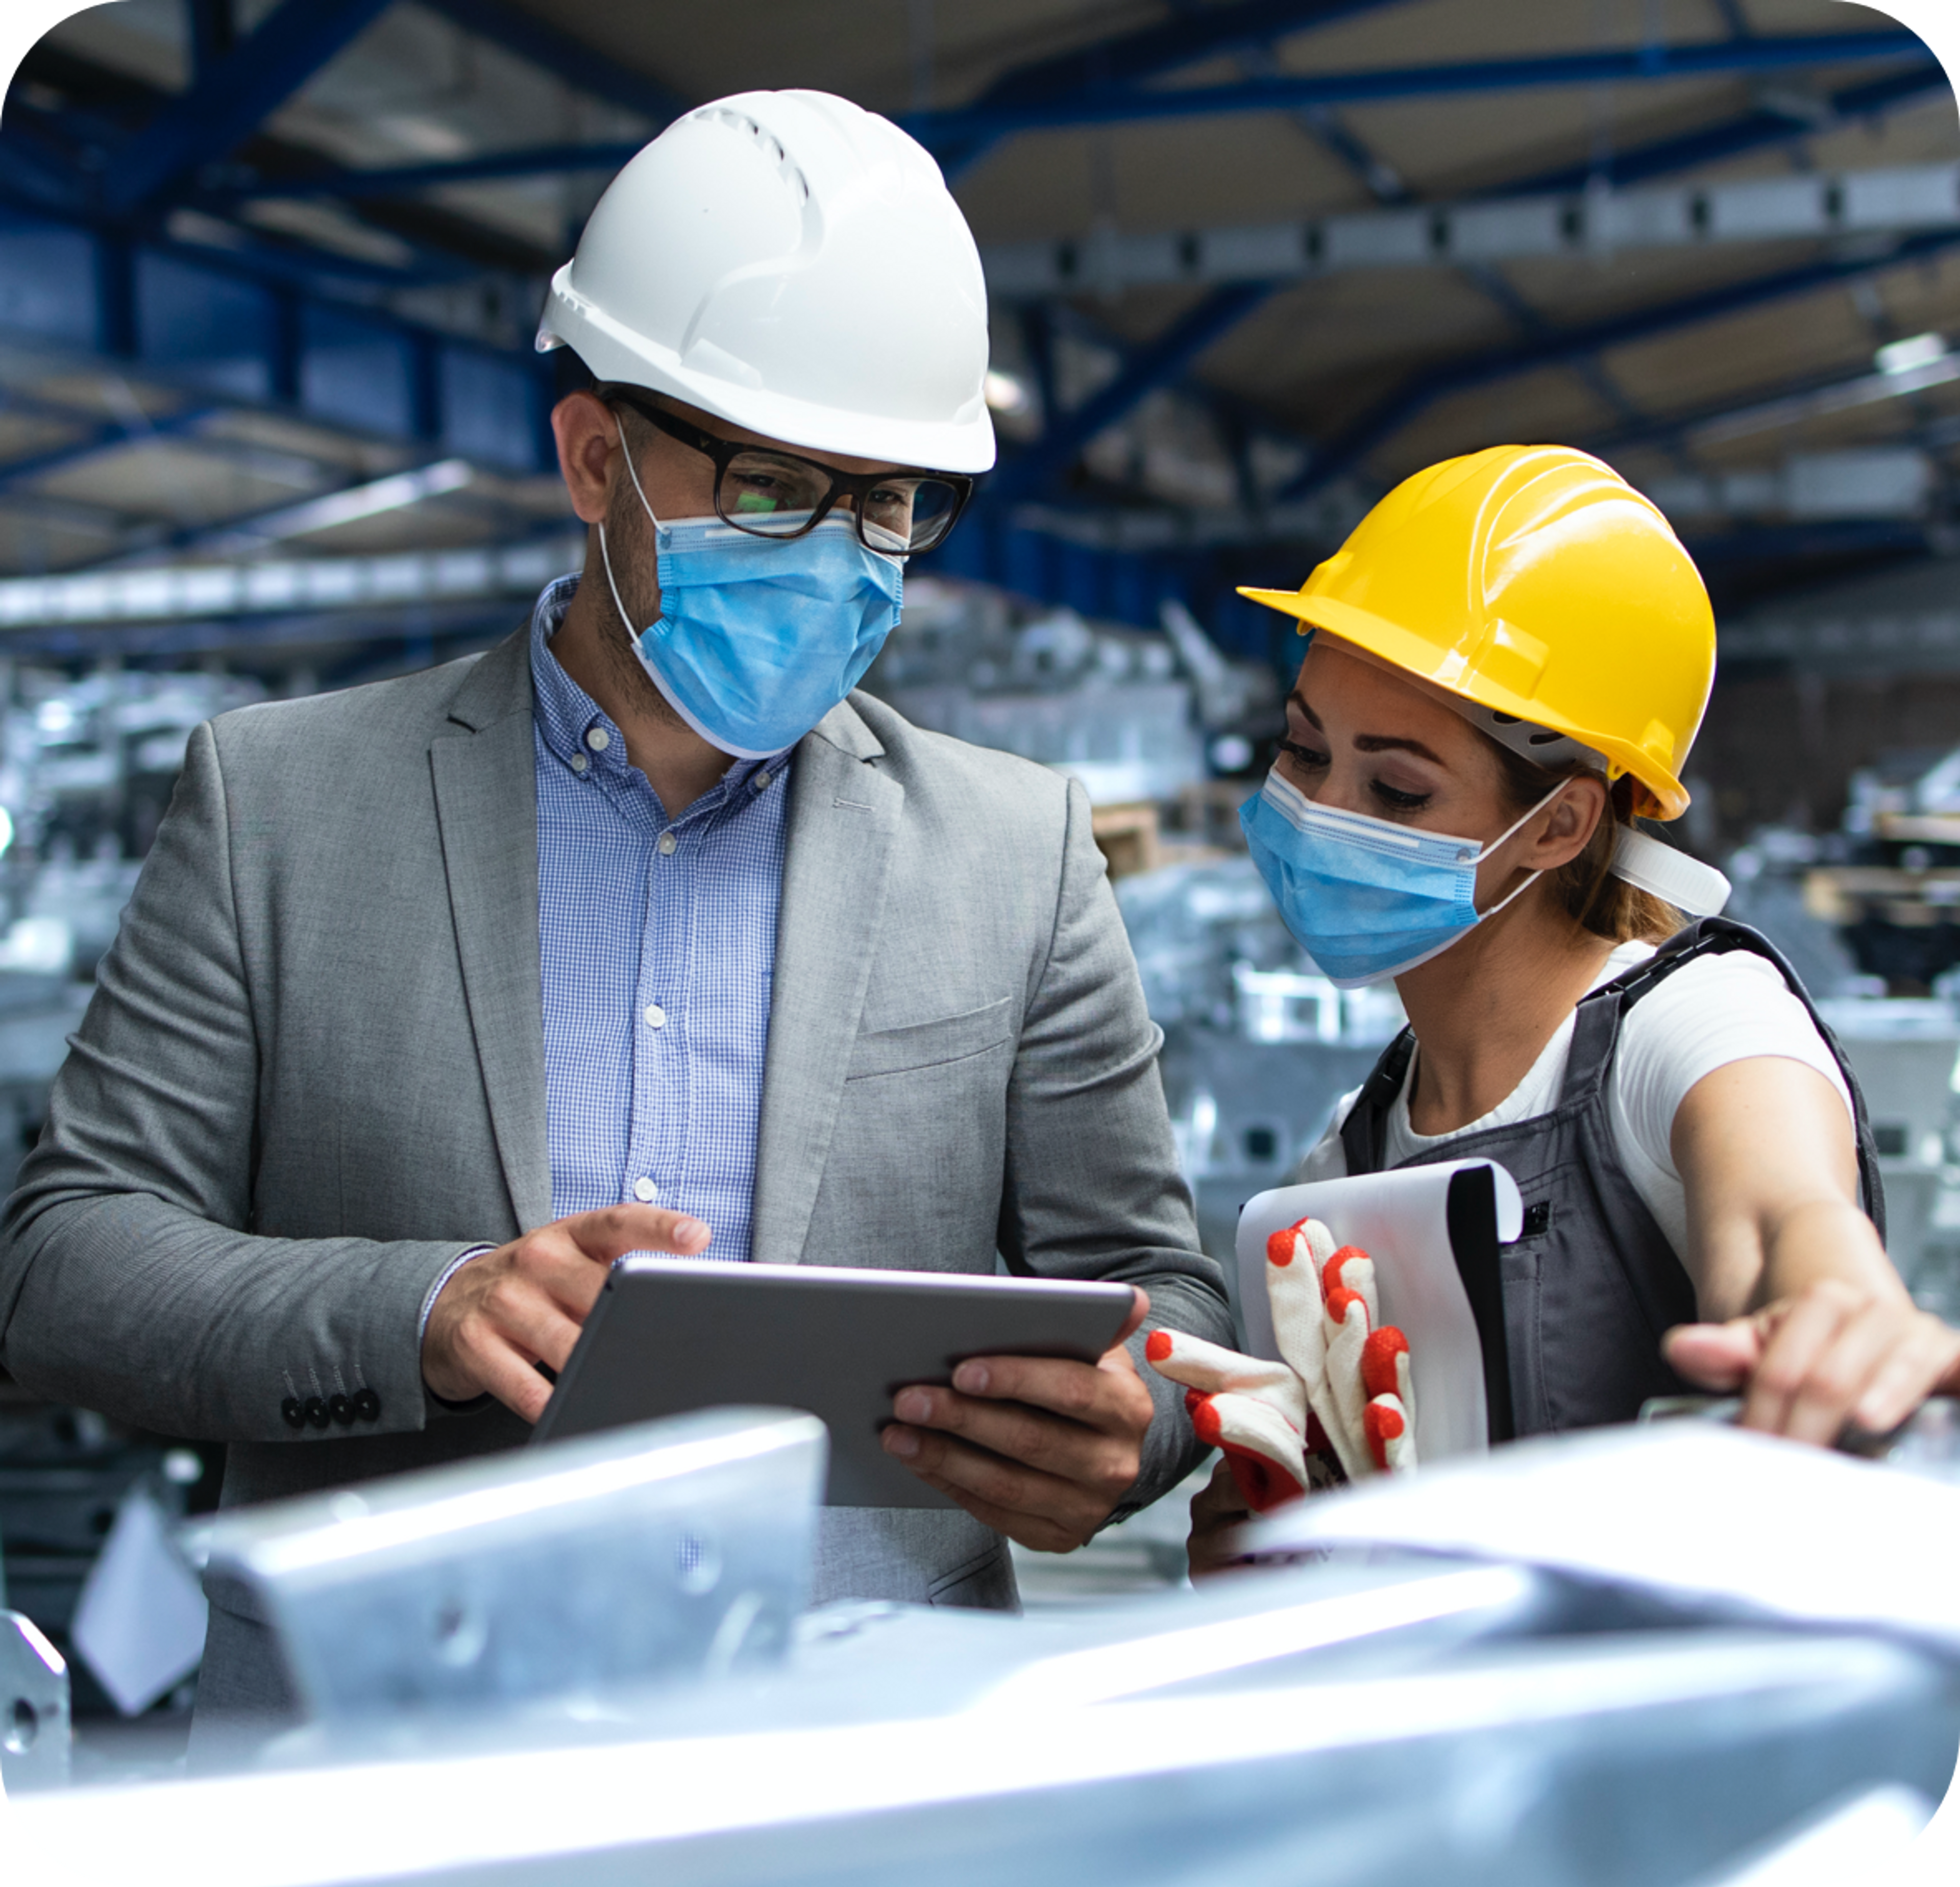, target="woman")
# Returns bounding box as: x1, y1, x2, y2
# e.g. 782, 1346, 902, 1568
1176, 445, 1960, 1570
